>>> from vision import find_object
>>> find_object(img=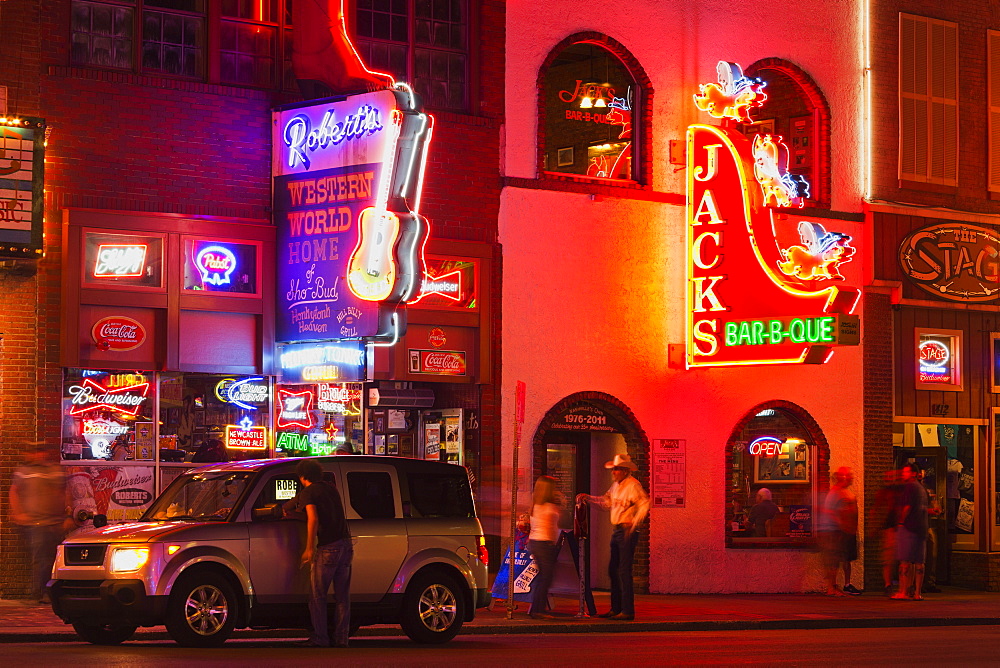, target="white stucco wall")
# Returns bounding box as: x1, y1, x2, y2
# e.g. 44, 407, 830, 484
501, 1, 866, 593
